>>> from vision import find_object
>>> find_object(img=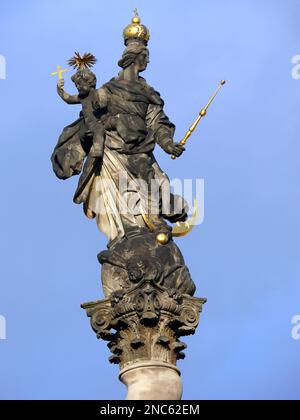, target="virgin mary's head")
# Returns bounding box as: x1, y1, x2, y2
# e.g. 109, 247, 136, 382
118, 43, 150, 72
